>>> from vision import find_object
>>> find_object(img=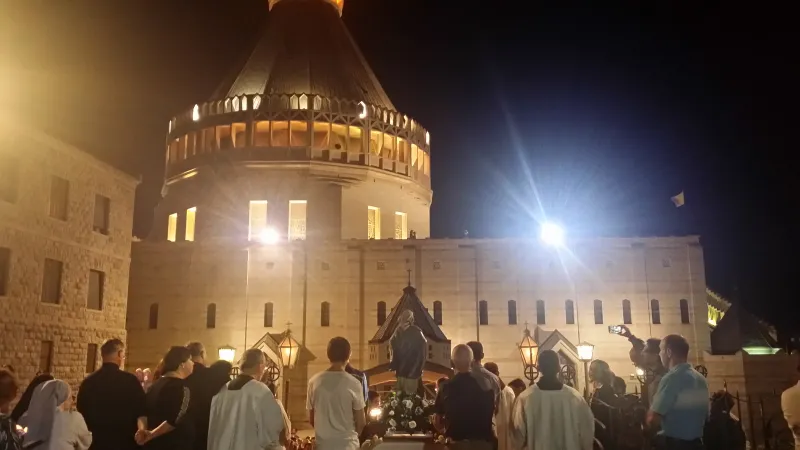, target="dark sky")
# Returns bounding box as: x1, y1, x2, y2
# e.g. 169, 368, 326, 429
1, 1, 798, 334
